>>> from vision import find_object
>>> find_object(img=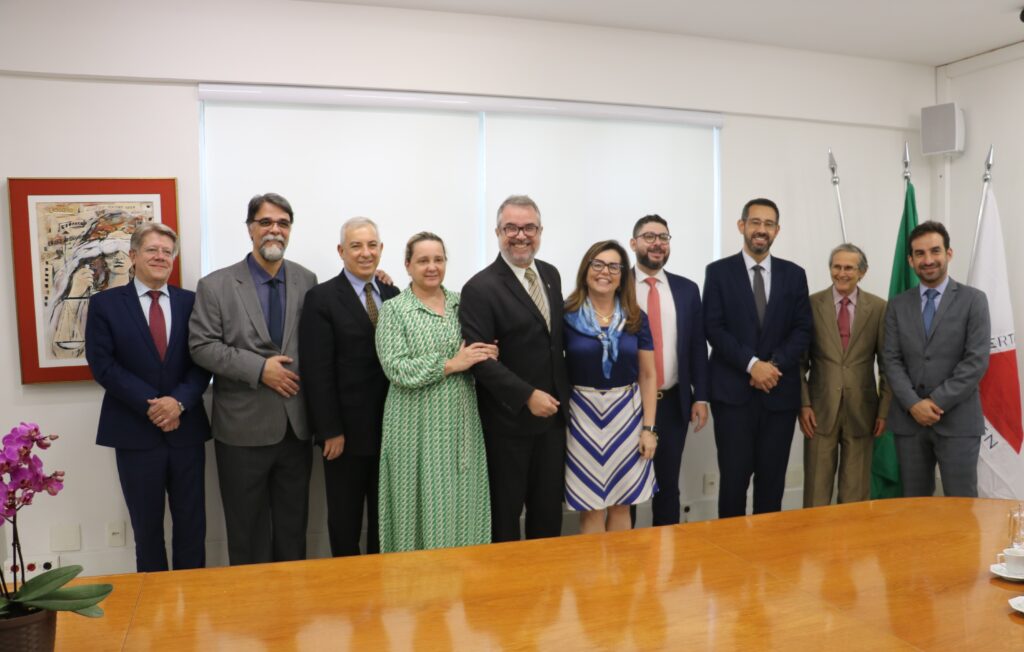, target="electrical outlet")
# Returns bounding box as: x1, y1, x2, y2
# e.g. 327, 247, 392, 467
702, 473, 720, 496
107, 520, 126, 547
4, 555, 60, 581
